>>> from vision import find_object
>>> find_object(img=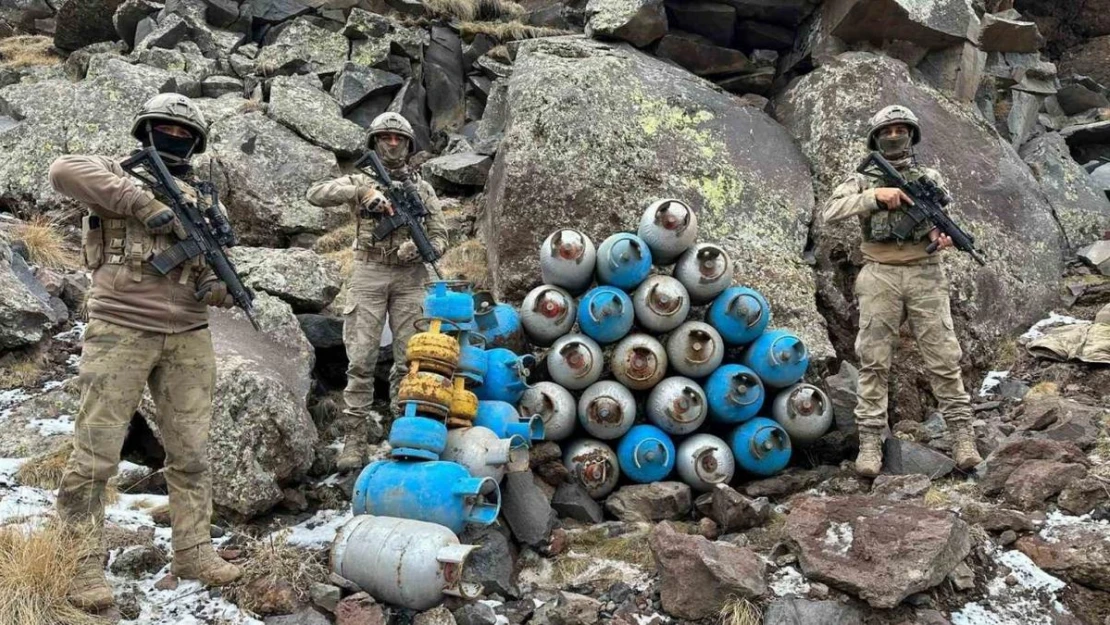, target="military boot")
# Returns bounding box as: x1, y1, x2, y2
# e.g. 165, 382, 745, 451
171, 543, 242, 586
336, 433, 368, 472
855, 431, 883, 478
953, 425, 983, 471
68, 557, 114, 611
